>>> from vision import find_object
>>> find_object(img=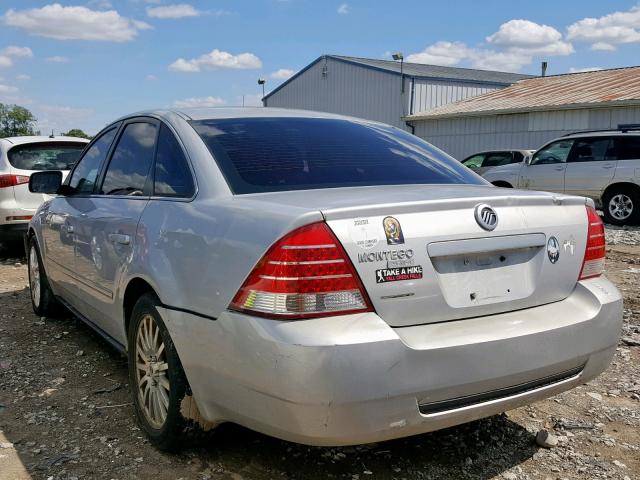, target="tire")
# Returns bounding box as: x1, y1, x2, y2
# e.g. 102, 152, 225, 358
127, 293, 189, 451
27, 237, 62, 317
492, 182, 513, 188
602, 186, 640, 226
